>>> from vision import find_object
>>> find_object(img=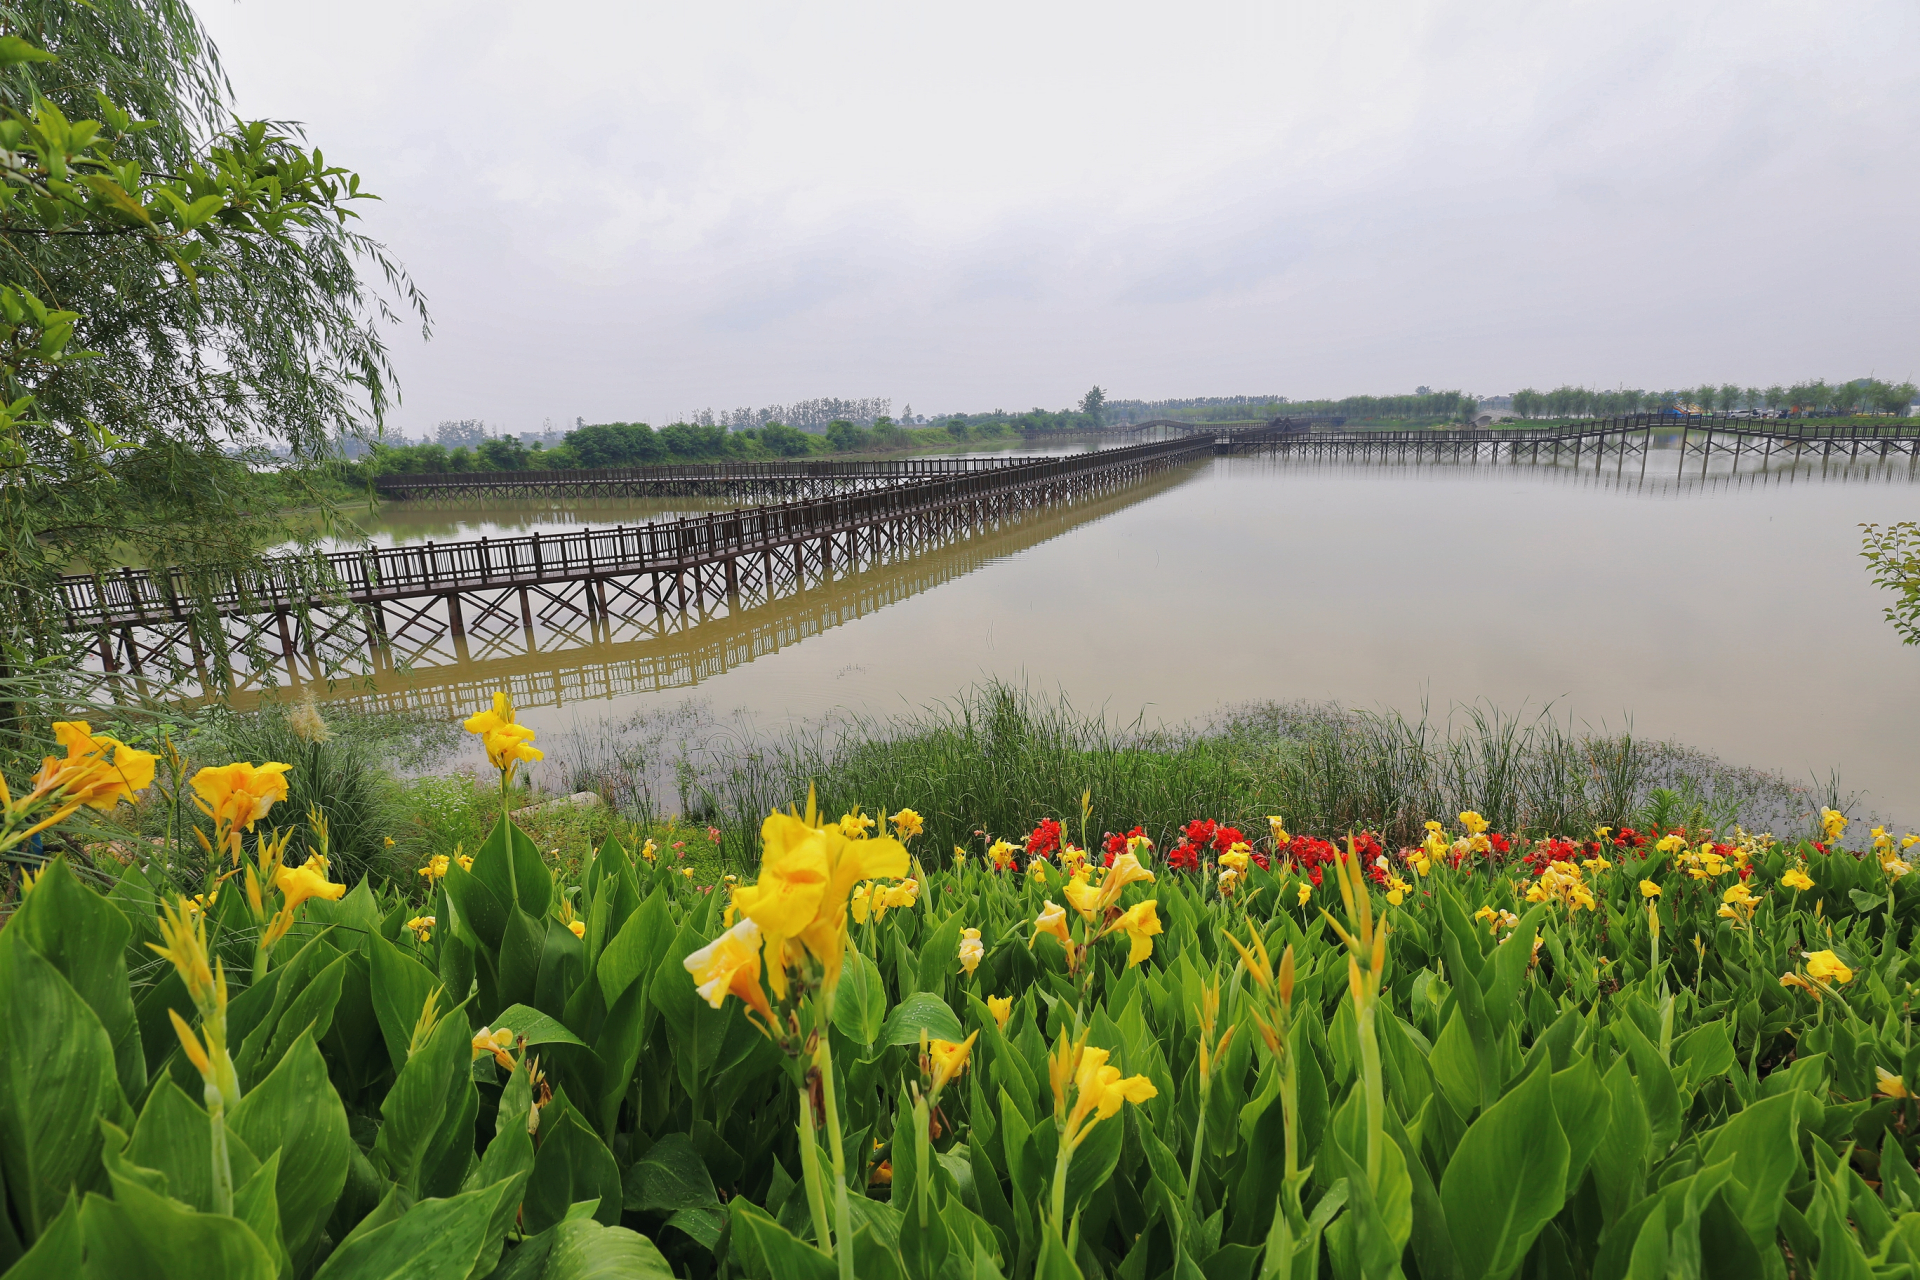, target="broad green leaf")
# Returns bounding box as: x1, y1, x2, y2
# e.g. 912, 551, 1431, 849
78, 1174, 277, 1279
227, 1032, 352, 1269
1439, 1060, 1569, 1280
882, 991, 966, 1046
0, 931, 127, 1241
491, 1003, 589, 1048
1590, 1056, 1651, 1227
6, 856, 145, 1098
1614, 1016, 1682, 1156
253, 953, 346, 1086
5, 1193, 79, 1279
621, 1132, 718, 1213
311, 1179, 514, 1280
919, 911, 968, 998
596, 889, 670, 1007
1701, 1093, 1802, 1251
488, 1215, 676, 1278
522, 1110, 622, 1234
728, 1196, 836, 1280
832, 950, 889, 1047
368, 931, 442, 1074
127, 1081, 262, 1213
372, 1000, 469, 1195
443, 855, 507, 950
